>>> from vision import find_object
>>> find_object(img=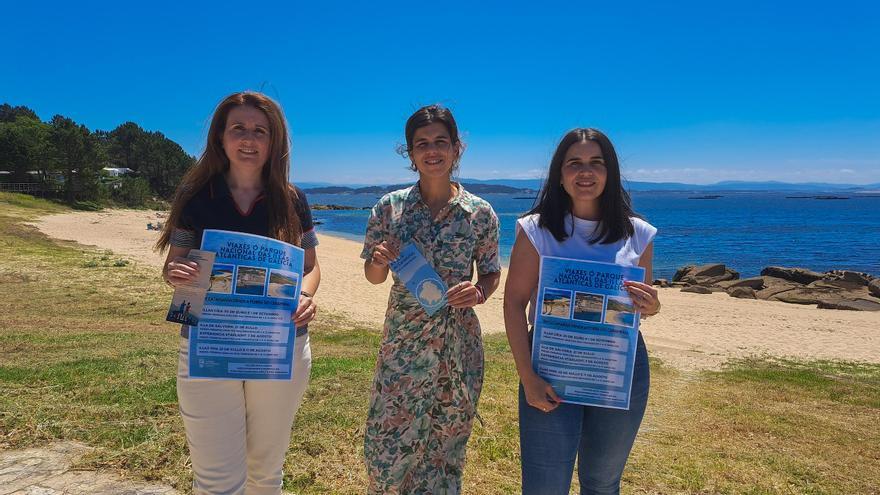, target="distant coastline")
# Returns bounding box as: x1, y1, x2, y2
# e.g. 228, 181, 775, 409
298, 178, 880, 195
304, 182, 536, 195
